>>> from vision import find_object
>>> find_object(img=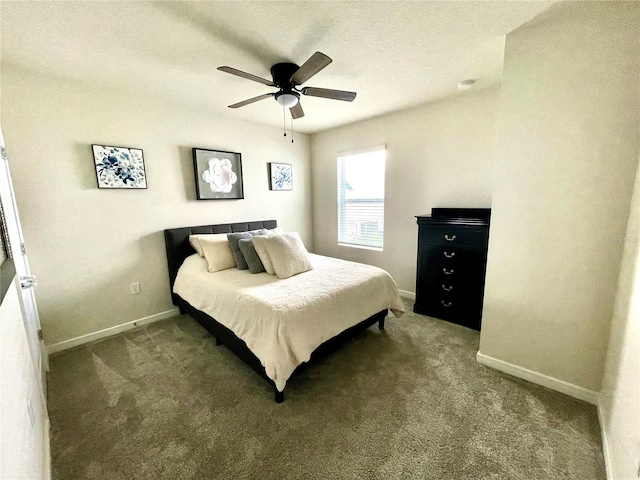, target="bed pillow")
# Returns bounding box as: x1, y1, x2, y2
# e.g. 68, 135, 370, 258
198, 236, 237, 272
238, 238, 266, 274
262, 232, 313, 279
252, 228, 285, 275
227, 229, 268, 270
252, 235, 275, 275
268, 227, 285, 236
189, 233, 229, 257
